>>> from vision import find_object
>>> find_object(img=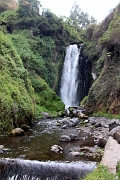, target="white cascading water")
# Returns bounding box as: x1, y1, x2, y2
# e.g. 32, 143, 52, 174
60, 44, 80, 109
